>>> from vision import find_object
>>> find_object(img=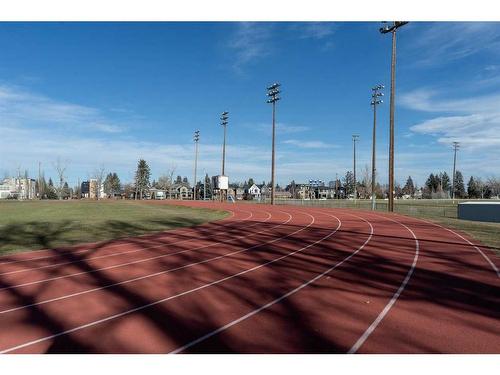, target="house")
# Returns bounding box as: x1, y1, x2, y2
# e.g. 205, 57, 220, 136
246, 183, 261, 200
172, 182, 193, 200
235, 187, 245, 200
